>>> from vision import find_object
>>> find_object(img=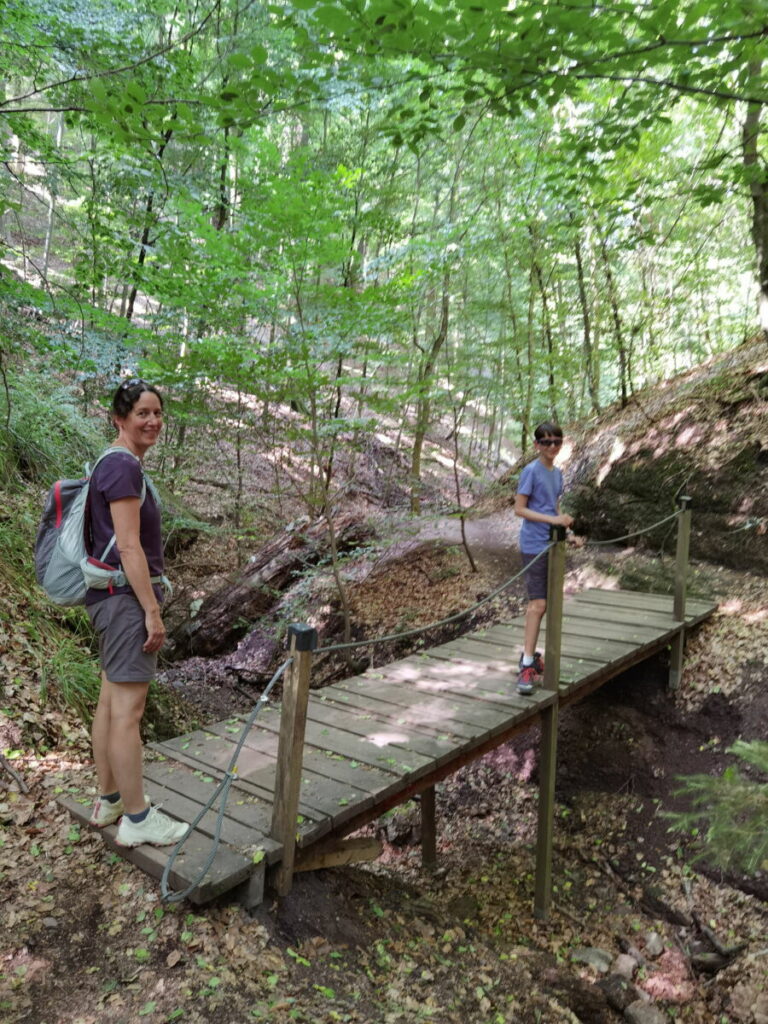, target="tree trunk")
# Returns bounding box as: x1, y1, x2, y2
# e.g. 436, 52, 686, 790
167, 512, 367, 659
742, 58, 768, 333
